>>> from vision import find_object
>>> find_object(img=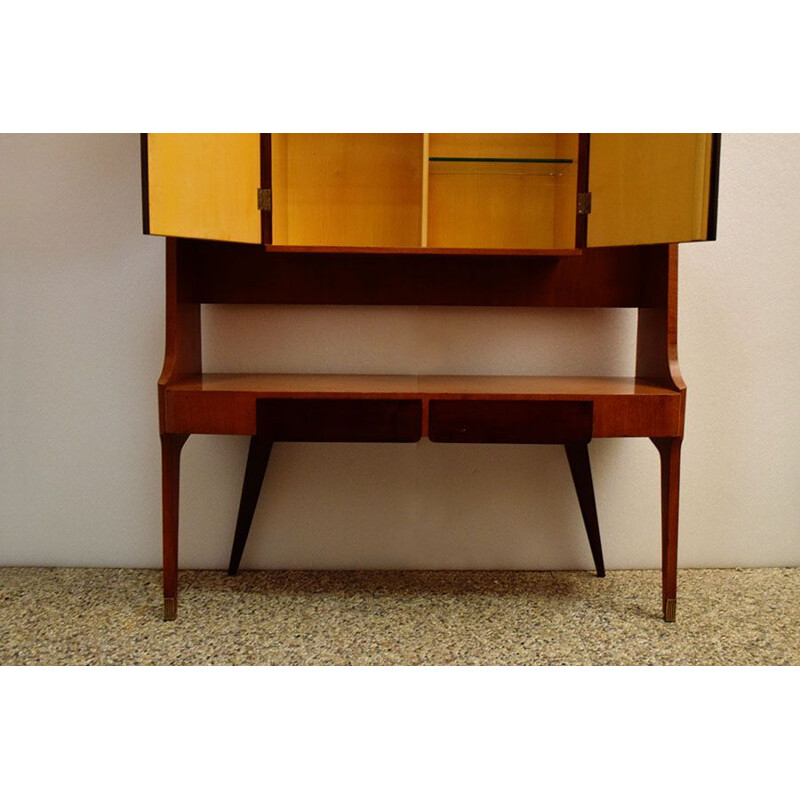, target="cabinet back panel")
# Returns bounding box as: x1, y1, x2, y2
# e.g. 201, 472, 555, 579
427, 174, 557, 249
271, 134, 424, 247
428, 133, 558, 159
427, 133, 578, 249
147, 133, 261, 243
183, 239, 651, 307
588, 133, 715, 246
